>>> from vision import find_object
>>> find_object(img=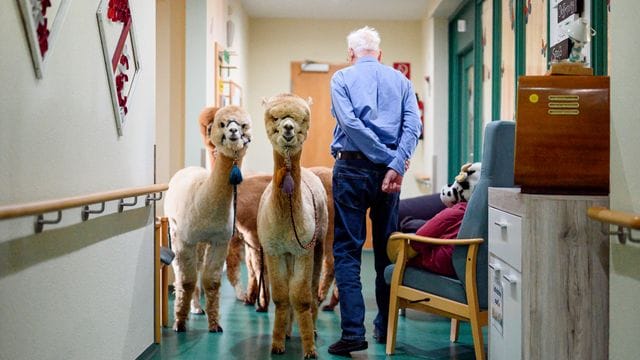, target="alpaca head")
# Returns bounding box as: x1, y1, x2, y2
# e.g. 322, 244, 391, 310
204, 105, 252, 158
262, 93, 312, 157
